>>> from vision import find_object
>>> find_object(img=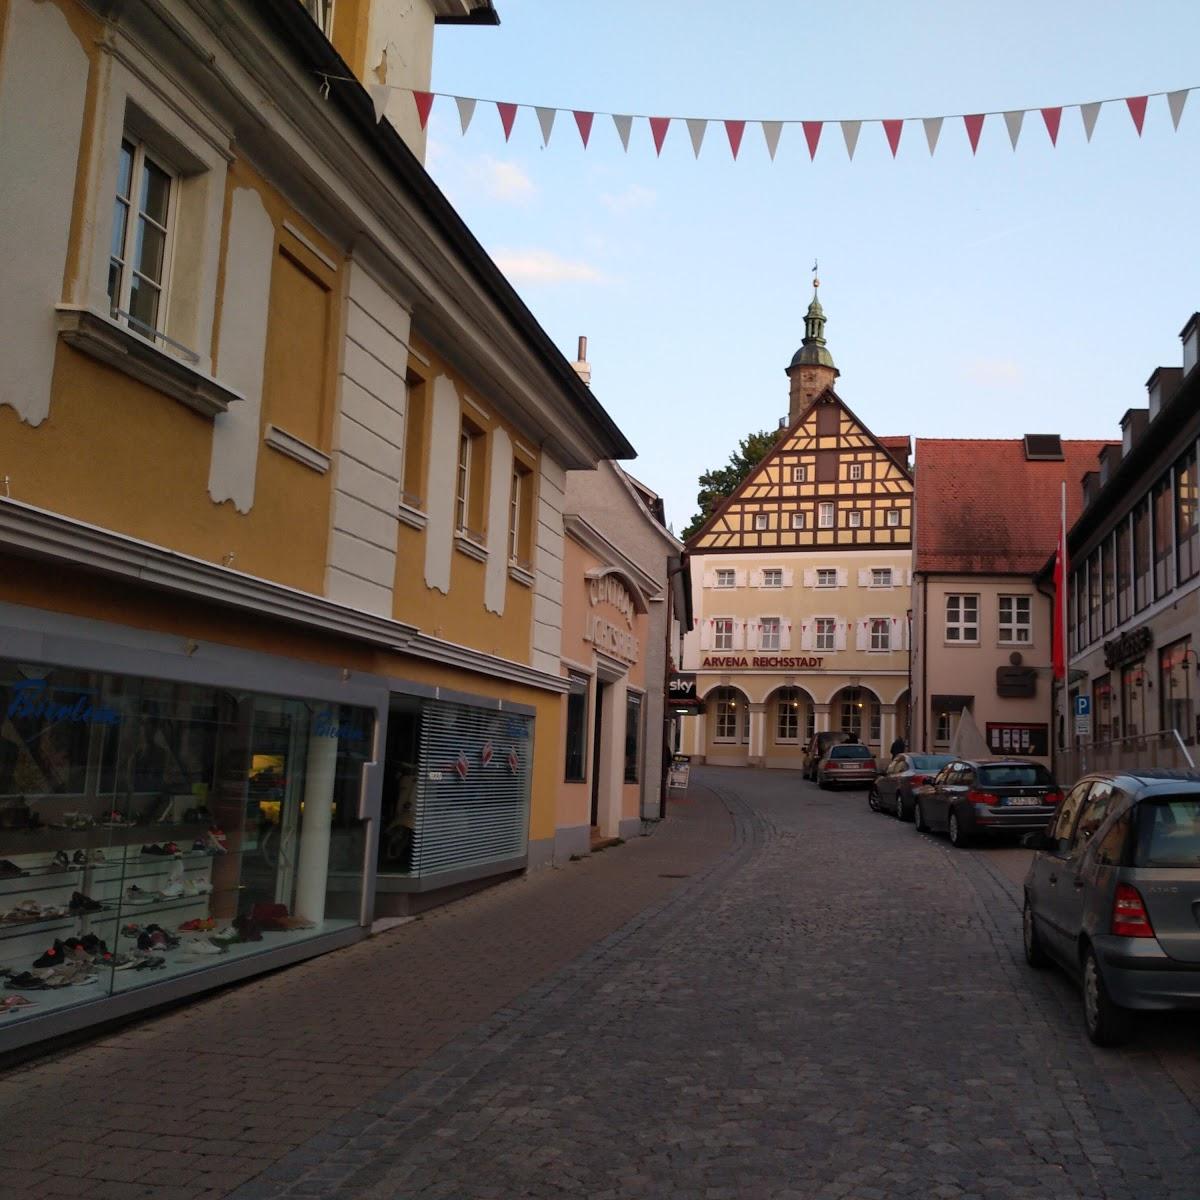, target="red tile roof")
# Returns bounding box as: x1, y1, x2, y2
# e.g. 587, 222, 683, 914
878, 435, 912, 466
914, 439, 1117, 574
